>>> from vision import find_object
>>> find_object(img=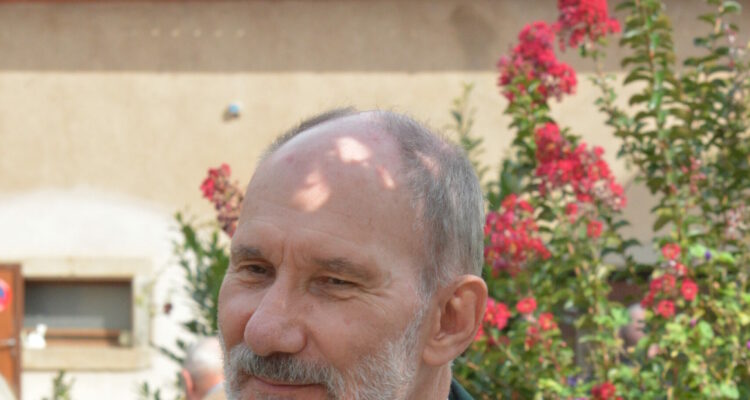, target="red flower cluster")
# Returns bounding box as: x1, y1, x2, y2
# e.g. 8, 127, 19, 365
534, 123, 626, 211
484, 194, 550, 277
475, 298, 511, 343
200, 163, 244, 236
523, 310, 560, 349
516, 297, 538, 315
661, 243, 681, 260
642, 251, 699, 317
591, 381, 619, 400
538, 312, 557, 331
497, 21, 577, 103
556, 0, 621, 50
